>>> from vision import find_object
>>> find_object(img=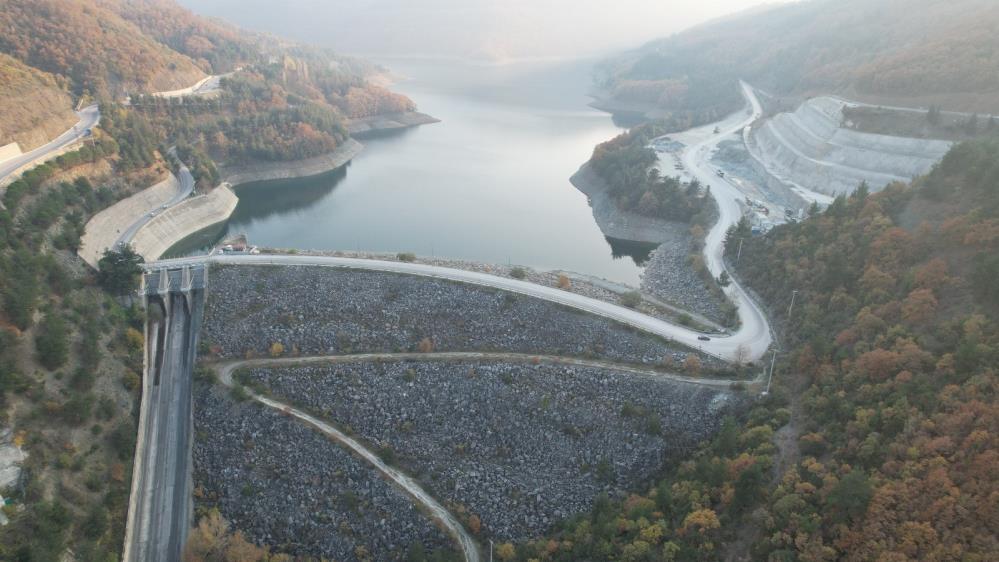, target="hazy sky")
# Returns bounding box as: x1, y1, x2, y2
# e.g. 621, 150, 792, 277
179, 0, 788, 60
